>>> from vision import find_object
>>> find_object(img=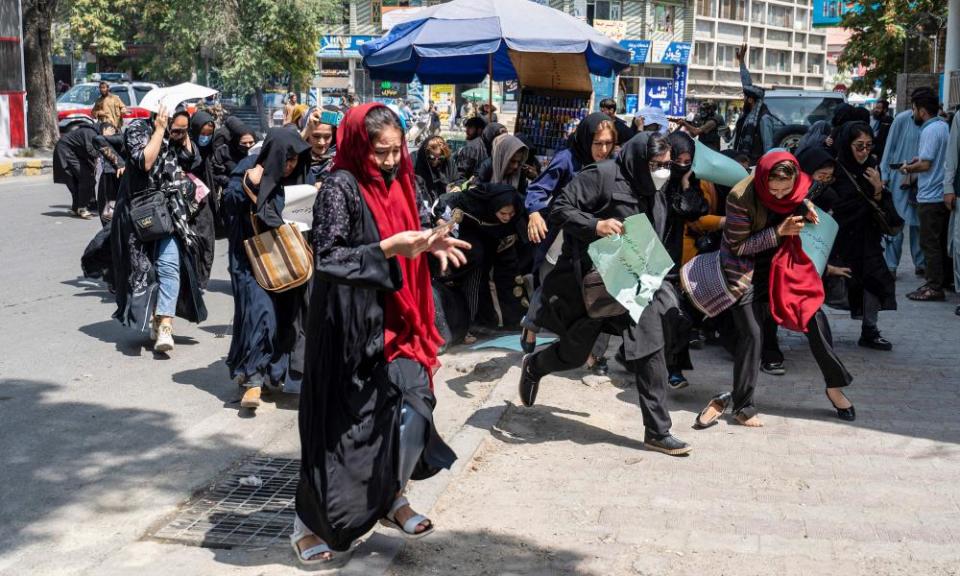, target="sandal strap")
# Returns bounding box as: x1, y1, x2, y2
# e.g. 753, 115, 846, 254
402, 514, 430, 535
388, 496, 410, 519
299, 543, 332, 560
